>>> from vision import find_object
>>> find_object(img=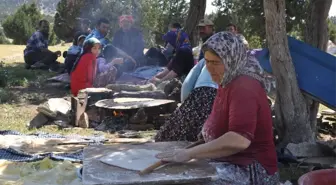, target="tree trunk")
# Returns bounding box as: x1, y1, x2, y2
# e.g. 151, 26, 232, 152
304, 0, 332, 137
263, 0, 315, 147
184, 0, 206, 47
